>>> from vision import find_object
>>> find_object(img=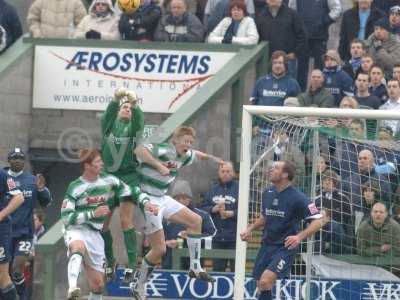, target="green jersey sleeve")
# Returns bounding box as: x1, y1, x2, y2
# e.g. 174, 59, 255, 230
132, 106, 145, 141
101, 100, 119, 135
182, 149, 196, 166
61, 188, 94, 227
